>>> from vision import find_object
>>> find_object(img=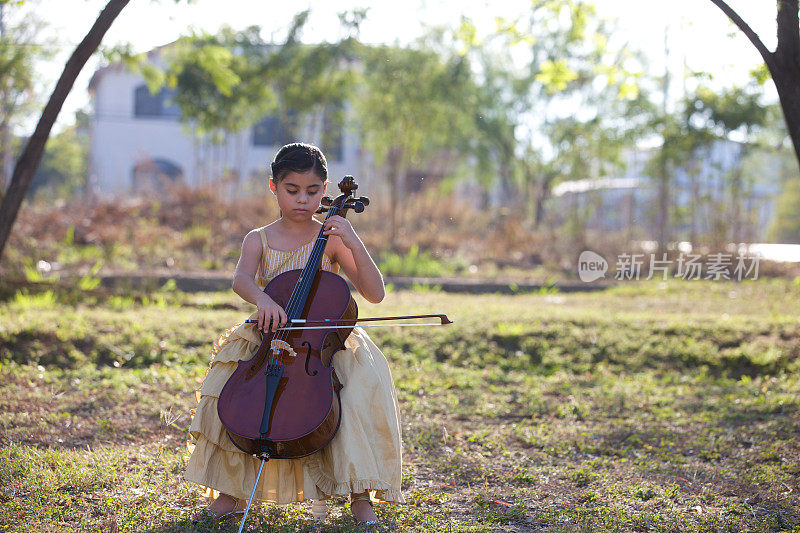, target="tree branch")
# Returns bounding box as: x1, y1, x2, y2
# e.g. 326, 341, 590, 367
707, 0, 776, 70
0, 0, 131, 261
